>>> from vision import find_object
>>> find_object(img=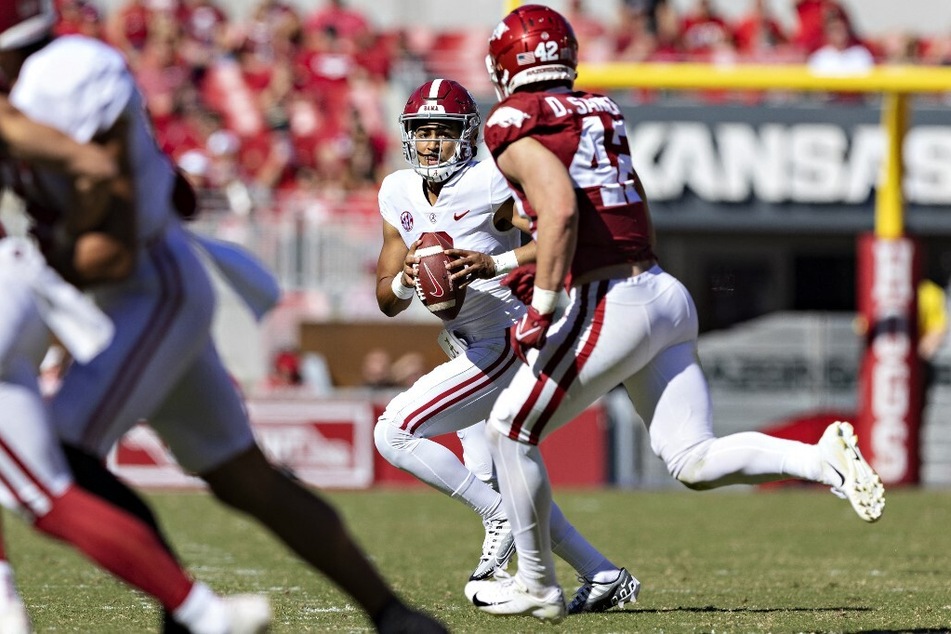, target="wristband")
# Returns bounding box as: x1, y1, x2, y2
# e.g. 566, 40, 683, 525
531, 288, 558, 315
490, 250, 519, 275
391, 274, 415, 300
